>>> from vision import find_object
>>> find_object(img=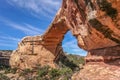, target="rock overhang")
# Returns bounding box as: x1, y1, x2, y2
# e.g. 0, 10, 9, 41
10, 0, 120, 70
